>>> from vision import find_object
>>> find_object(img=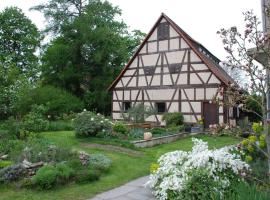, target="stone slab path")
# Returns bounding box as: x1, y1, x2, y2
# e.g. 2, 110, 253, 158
88, 176, 155, 200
